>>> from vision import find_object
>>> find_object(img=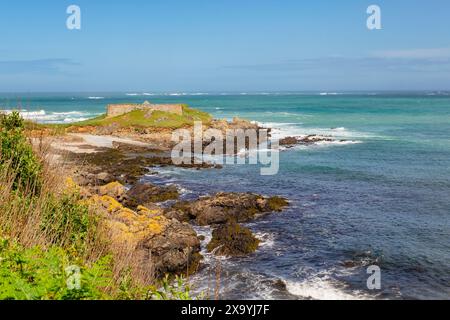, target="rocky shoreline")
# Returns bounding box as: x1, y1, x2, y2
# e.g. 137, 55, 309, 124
39, 120, 288, 281
30, 109, 355, 284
